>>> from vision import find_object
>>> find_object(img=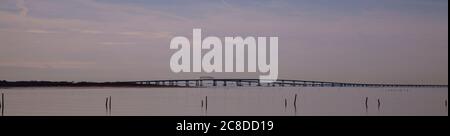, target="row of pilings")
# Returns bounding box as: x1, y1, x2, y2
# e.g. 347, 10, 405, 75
0, 93, 447, 116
